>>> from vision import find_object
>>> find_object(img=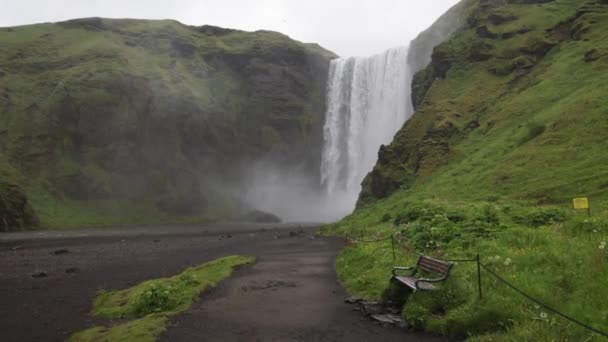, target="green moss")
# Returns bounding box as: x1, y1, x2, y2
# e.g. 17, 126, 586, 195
71, 255, 255, 342
0, 18, 337, 229
331, 2, 608, 338
323, 199, 608, 340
